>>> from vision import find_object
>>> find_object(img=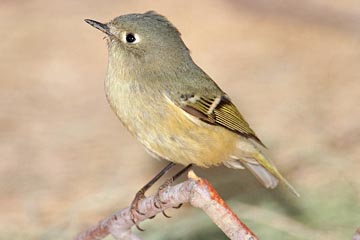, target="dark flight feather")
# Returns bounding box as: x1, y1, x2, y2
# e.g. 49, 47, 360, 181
180, 95, 266, 147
